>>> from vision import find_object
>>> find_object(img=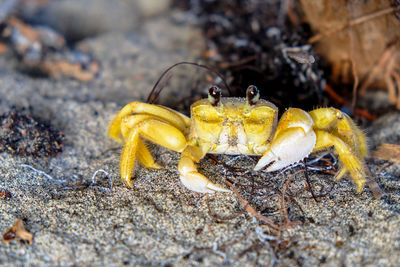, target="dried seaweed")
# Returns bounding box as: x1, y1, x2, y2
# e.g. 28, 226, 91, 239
0, 110, 64, 157
173, 0, 326, 111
